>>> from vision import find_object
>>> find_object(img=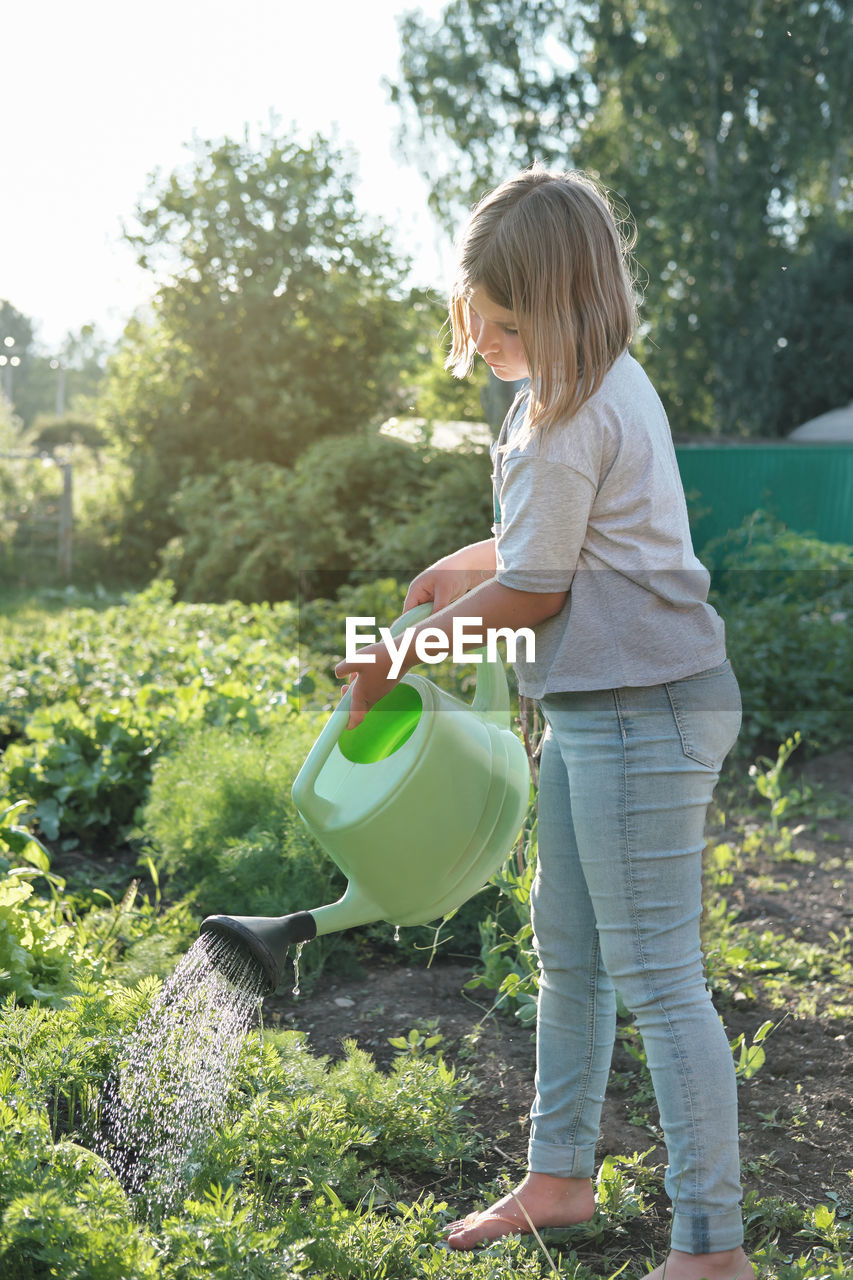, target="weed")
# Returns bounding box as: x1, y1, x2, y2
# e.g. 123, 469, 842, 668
388, 1019, 445, 1058
748, 732, 805, 833
730, 1019, 777, 1081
